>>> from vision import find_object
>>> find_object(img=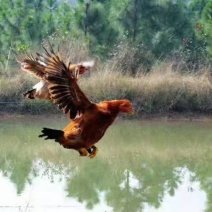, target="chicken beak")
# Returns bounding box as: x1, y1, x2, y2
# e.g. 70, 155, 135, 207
128, 108, 134, 114
130, 110, 134, 114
